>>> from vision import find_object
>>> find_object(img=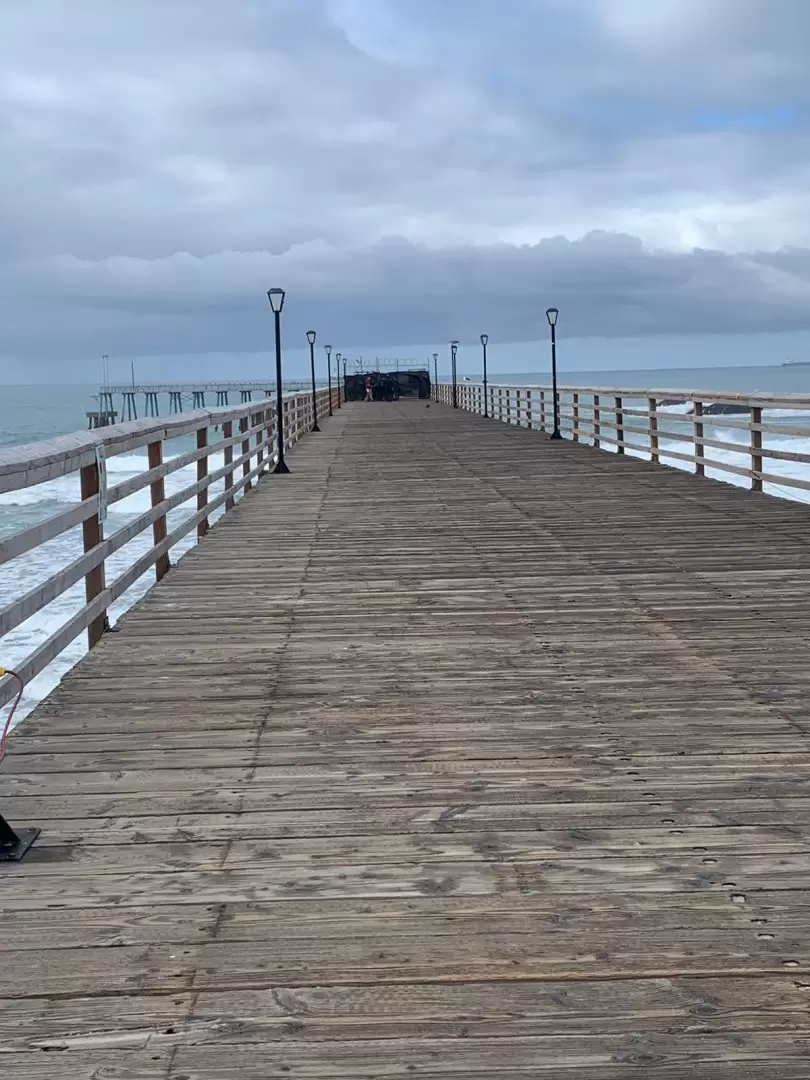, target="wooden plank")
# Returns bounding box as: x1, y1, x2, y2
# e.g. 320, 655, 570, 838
19, 804, 810, 845
169, 1034, 810, 1077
